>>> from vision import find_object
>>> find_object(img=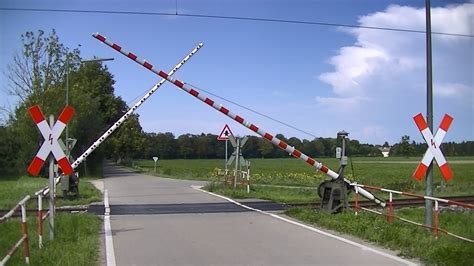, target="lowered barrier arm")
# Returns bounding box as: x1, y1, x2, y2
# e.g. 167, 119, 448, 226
92, 32, 385, 207
70, 42, 203, 170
